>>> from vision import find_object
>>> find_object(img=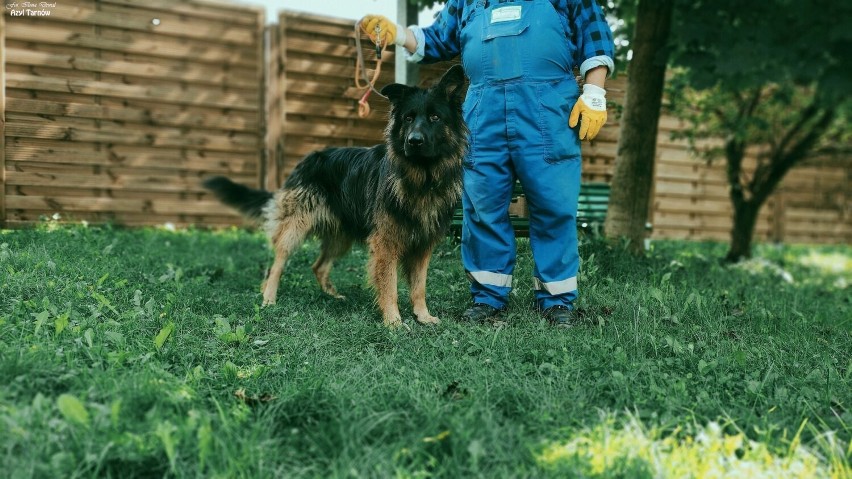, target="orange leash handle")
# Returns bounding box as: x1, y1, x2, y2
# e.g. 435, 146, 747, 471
354, 20, 387, 118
